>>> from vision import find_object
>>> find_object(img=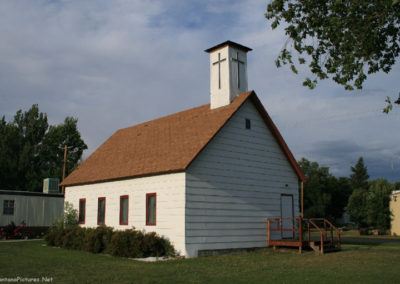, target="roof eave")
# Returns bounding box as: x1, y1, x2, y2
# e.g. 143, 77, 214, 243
61, 169, 186, 188
205, 40, 252, 53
